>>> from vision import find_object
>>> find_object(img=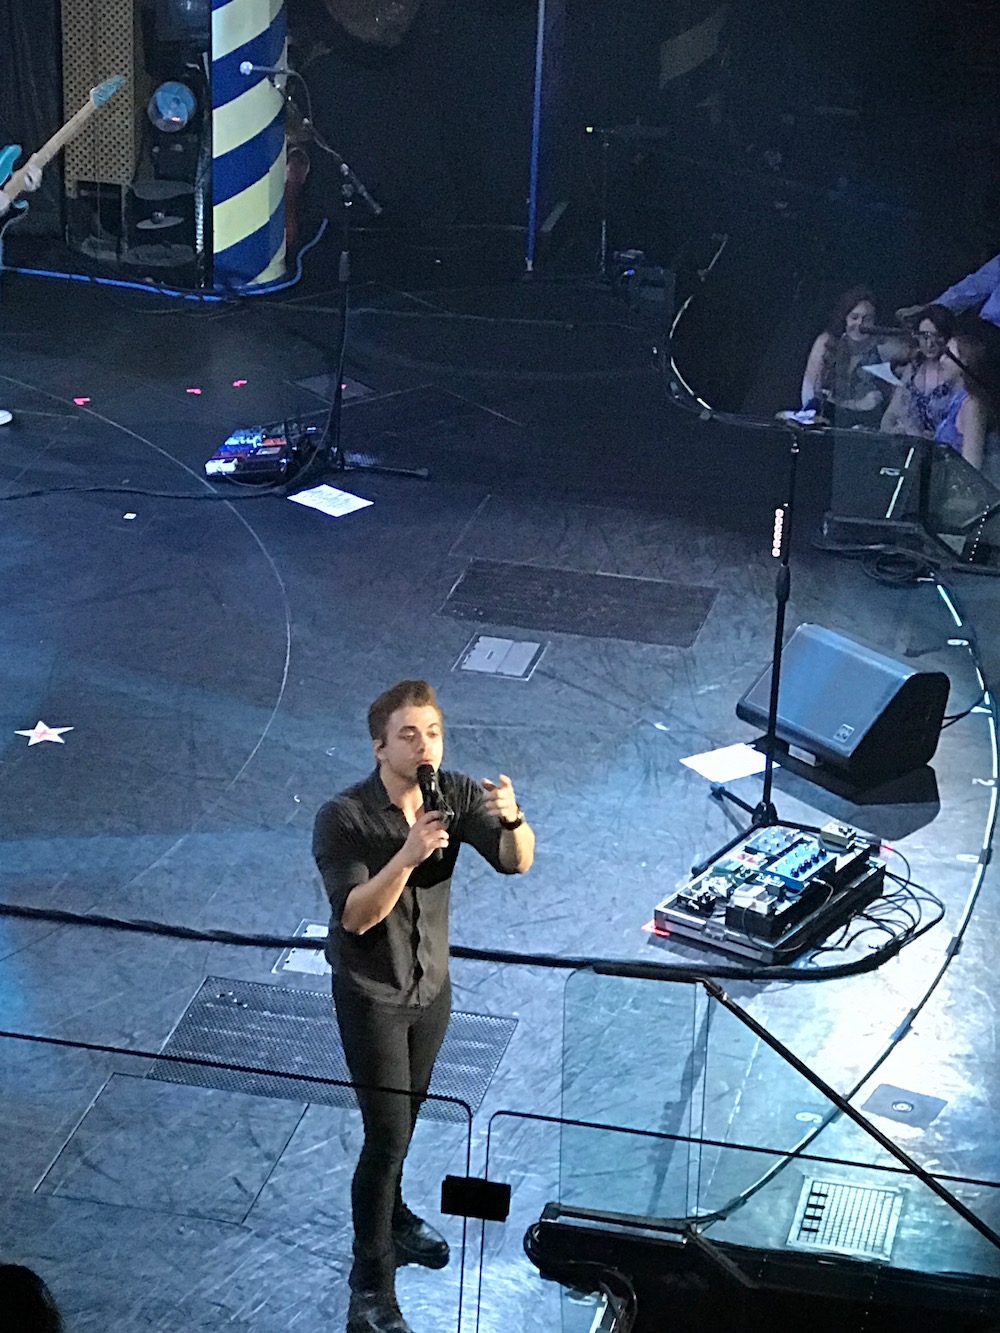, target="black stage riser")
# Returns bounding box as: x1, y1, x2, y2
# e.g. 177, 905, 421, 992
533, 1209, 1000, 1333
